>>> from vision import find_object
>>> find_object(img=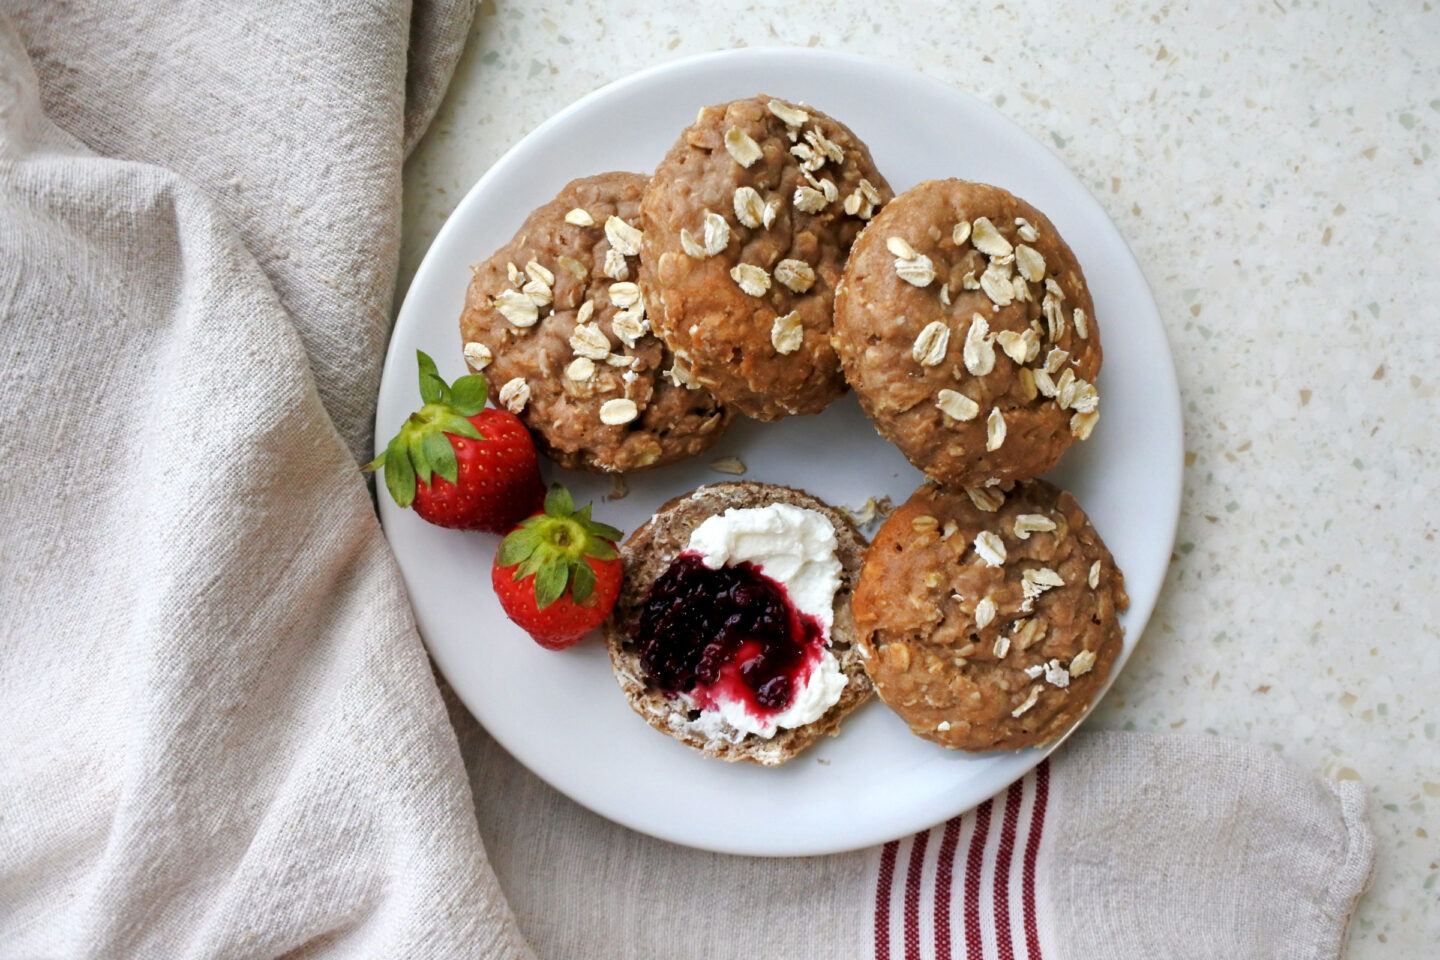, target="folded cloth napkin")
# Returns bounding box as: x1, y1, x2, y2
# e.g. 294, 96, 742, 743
0, 3, 1373, 960
459, 708, 1373, 960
